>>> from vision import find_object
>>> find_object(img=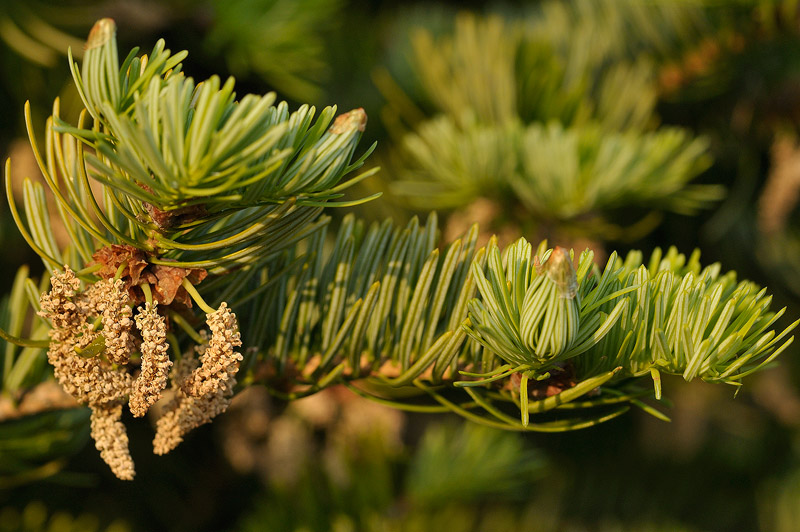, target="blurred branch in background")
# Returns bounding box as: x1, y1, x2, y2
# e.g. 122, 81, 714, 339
204, 0, 343, 103
375, 6, 723, 252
